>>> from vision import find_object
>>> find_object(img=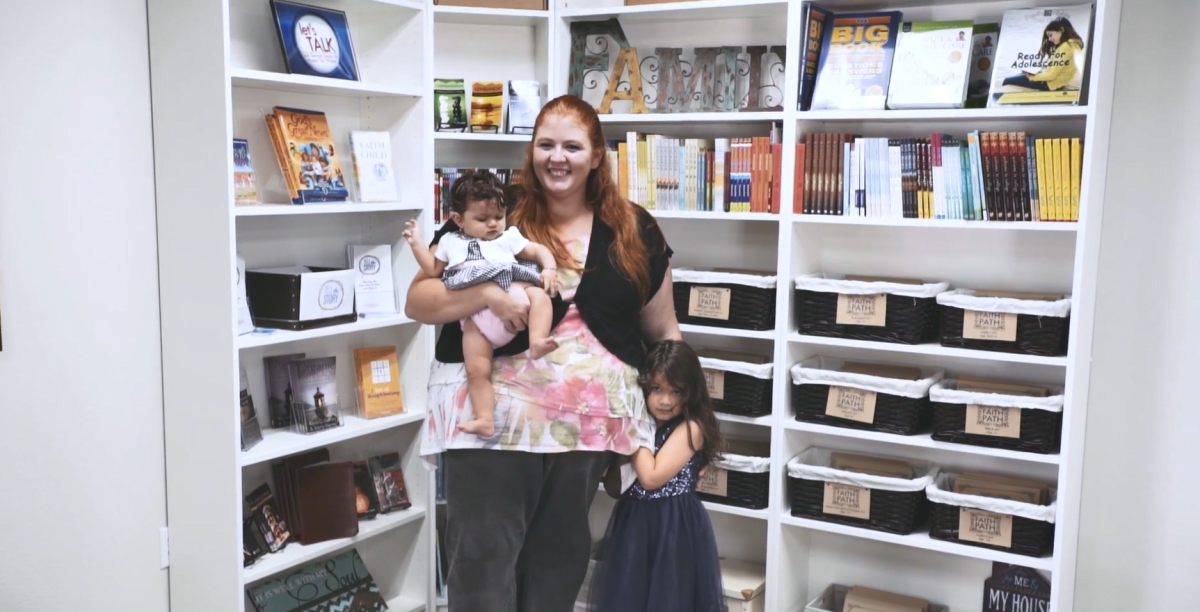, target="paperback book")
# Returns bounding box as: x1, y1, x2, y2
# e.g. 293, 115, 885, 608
810, 11, 903, 111
348, 131, 397, 203
240, 364, 263, 451
887, 21, 974, 109
368, 452, 411, 513
287, 356, 342, 434
966, 24, 1000, 108
233, 138, 259, 205
264, 353, 305, 428
988, 4, 1093, 106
